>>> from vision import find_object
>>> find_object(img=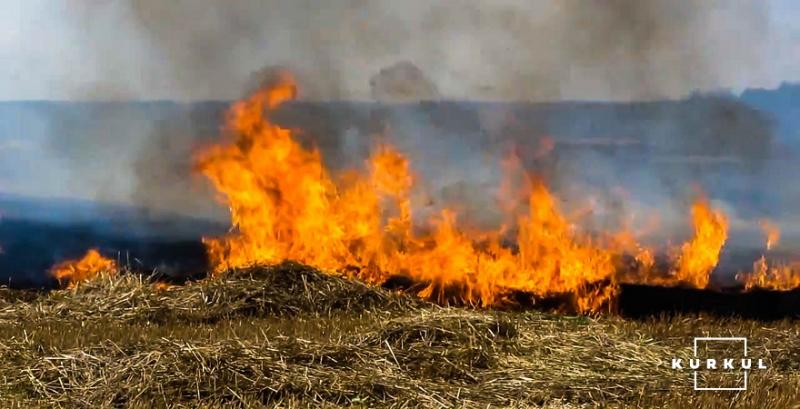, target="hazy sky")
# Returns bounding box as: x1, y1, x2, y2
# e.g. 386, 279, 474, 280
1, 0, 799, 101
